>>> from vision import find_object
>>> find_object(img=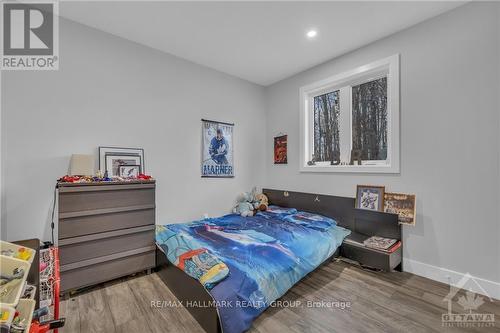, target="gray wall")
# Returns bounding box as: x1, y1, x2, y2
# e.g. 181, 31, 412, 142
264, 2, 500, 283
1, 18, 265, 241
